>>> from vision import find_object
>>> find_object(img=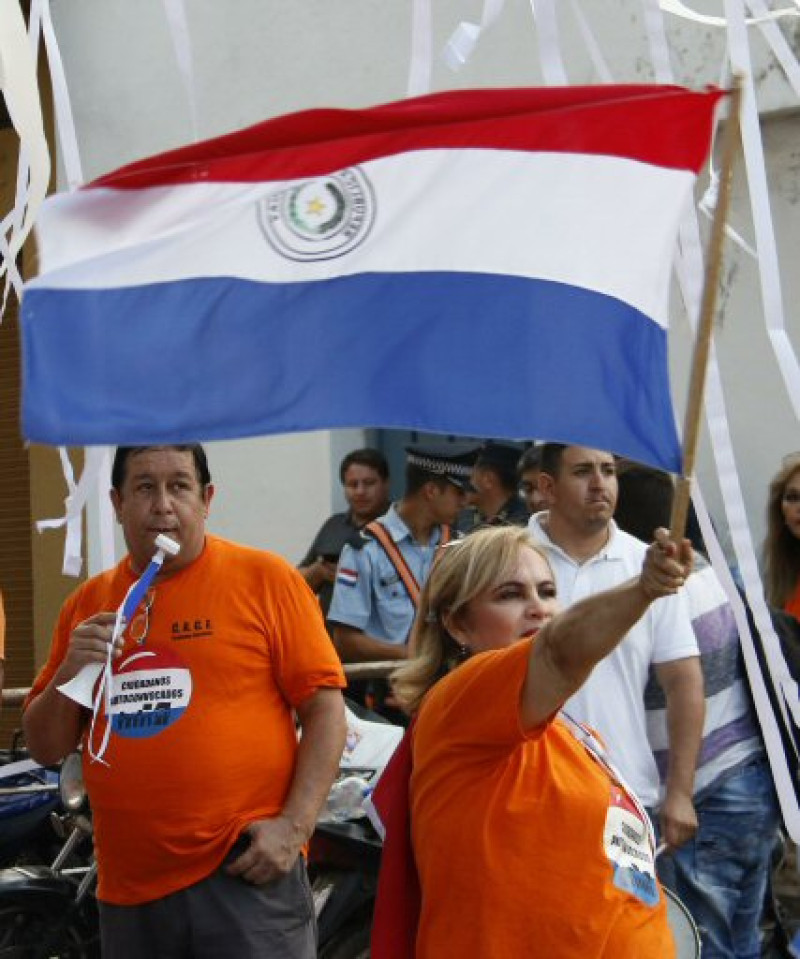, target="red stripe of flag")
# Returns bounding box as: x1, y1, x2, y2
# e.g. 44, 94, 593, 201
88, 85, 725, 191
